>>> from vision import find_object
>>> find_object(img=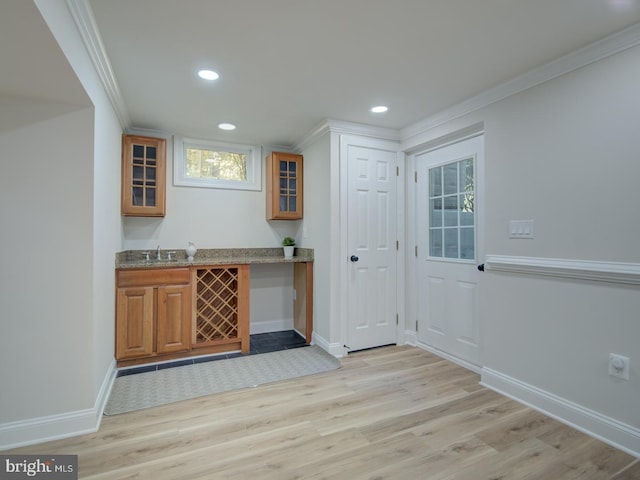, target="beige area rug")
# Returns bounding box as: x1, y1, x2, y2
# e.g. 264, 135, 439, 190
104, 346, 341, 415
